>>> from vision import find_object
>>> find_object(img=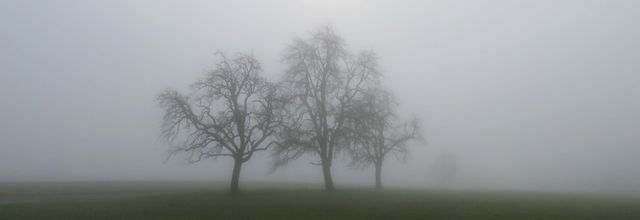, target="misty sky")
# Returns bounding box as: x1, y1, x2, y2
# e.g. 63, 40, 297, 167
1, 0, 639, 193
